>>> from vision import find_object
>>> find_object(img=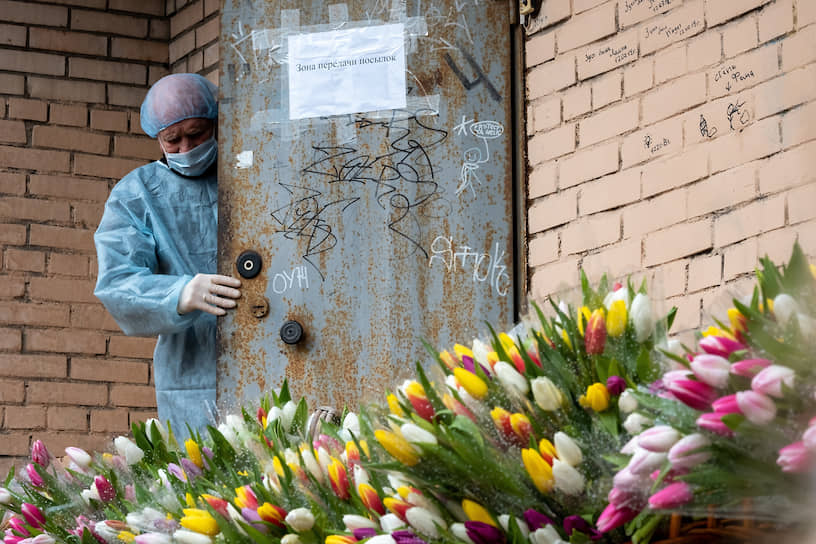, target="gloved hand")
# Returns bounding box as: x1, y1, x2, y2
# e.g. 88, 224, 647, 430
177, 274, 242, 316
